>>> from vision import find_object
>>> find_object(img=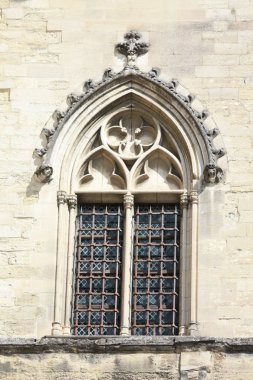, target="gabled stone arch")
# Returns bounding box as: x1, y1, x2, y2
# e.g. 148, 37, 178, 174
34, 68, 225, 189
32, 32, 226, 336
